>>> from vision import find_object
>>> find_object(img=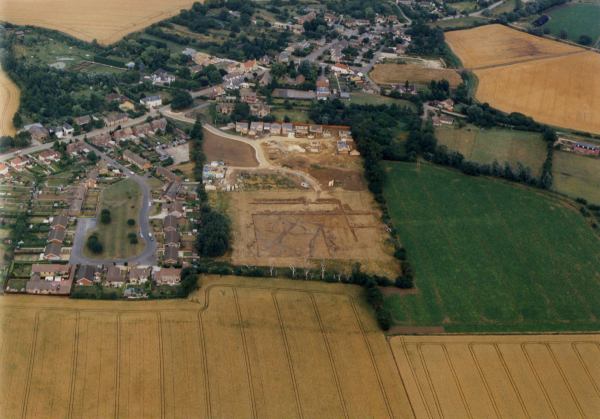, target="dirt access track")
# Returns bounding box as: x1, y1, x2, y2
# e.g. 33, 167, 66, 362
446, 24, 600, 134
0, 276, 414, 419
0, 0, 197, 44
228, 190, 399, 277
391, 334, 600, 418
